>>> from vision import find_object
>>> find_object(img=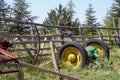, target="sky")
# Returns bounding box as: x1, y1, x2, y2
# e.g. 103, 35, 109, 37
8, 0, 114, 24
